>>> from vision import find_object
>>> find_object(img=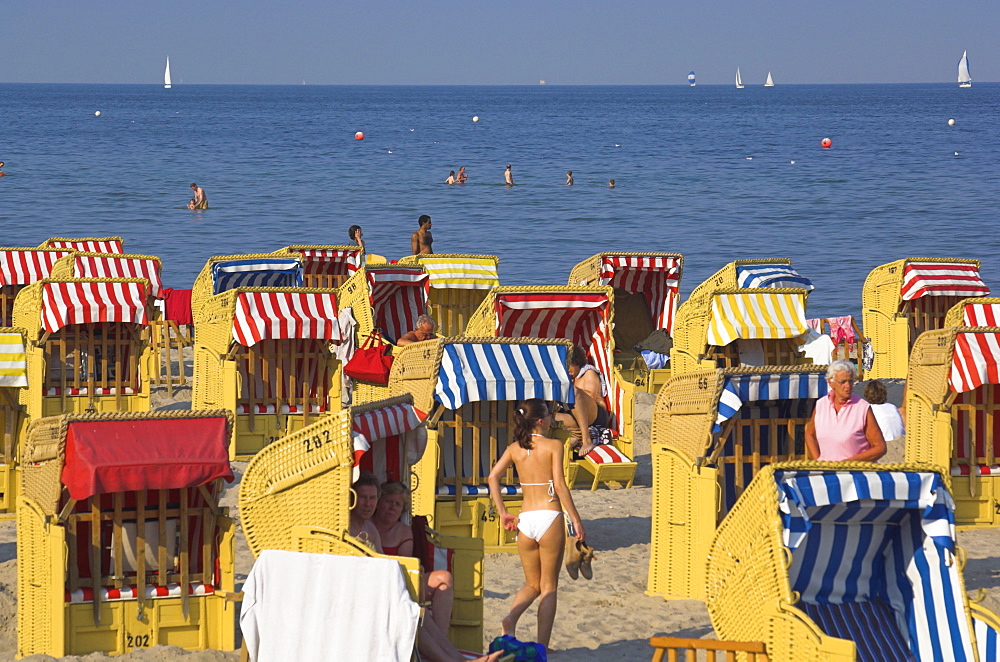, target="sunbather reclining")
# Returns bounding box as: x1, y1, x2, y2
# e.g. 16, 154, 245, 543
554, 345, 610, 456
